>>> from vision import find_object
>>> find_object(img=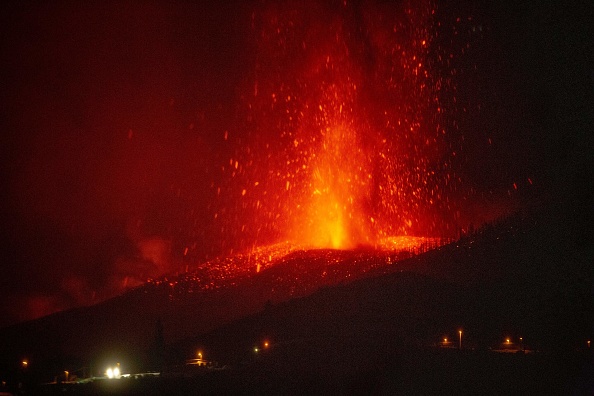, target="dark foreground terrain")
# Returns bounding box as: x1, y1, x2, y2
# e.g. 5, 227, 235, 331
1, 206, 592, 395
28, 349, 594, 395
